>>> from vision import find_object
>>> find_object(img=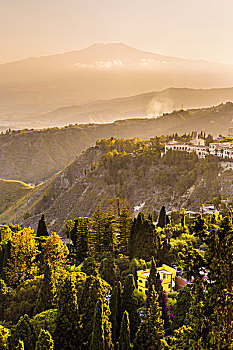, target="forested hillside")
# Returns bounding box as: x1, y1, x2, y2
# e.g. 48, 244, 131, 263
1, 136, 233, 233
1, 101, 233, 183
0, 198, 232, 349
